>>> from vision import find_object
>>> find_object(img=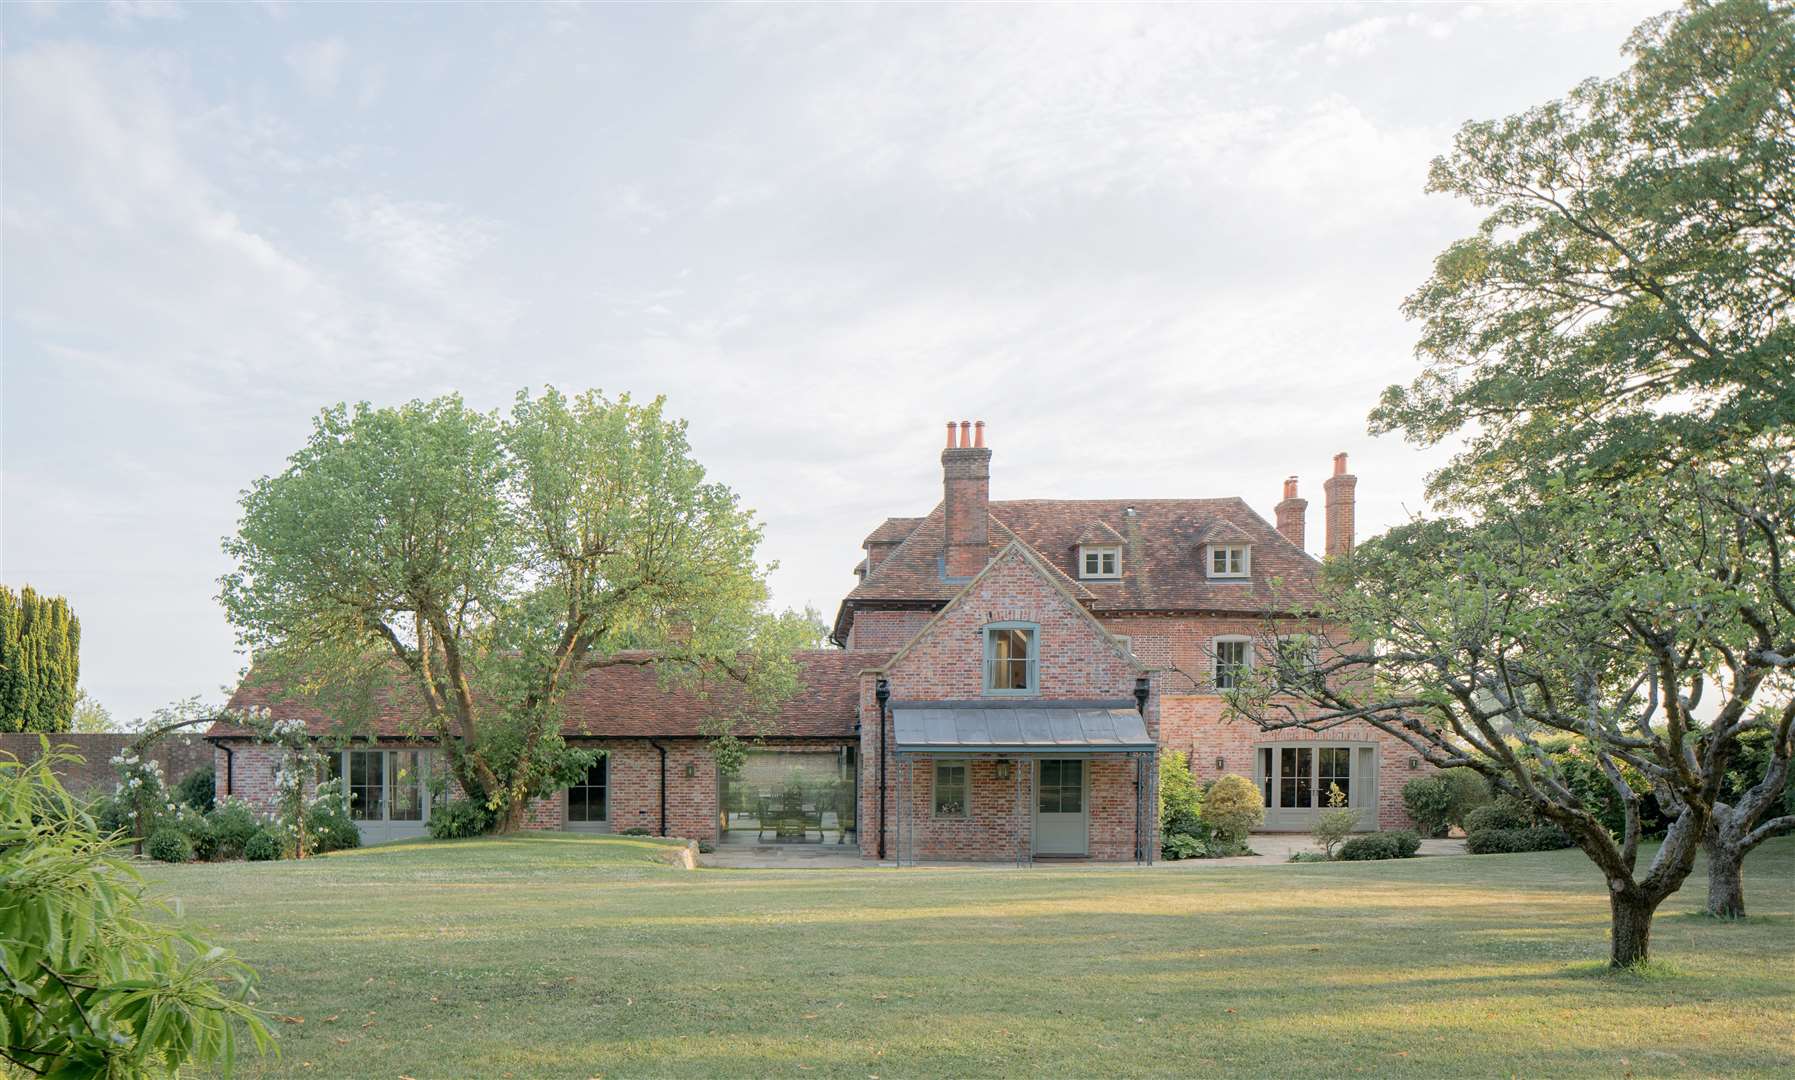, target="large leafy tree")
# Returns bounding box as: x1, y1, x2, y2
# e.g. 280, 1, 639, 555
221, 389, 813, 832
1235, 0, 1794, 966
1237, 445, 1792, 966
0, 586, 81, 734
